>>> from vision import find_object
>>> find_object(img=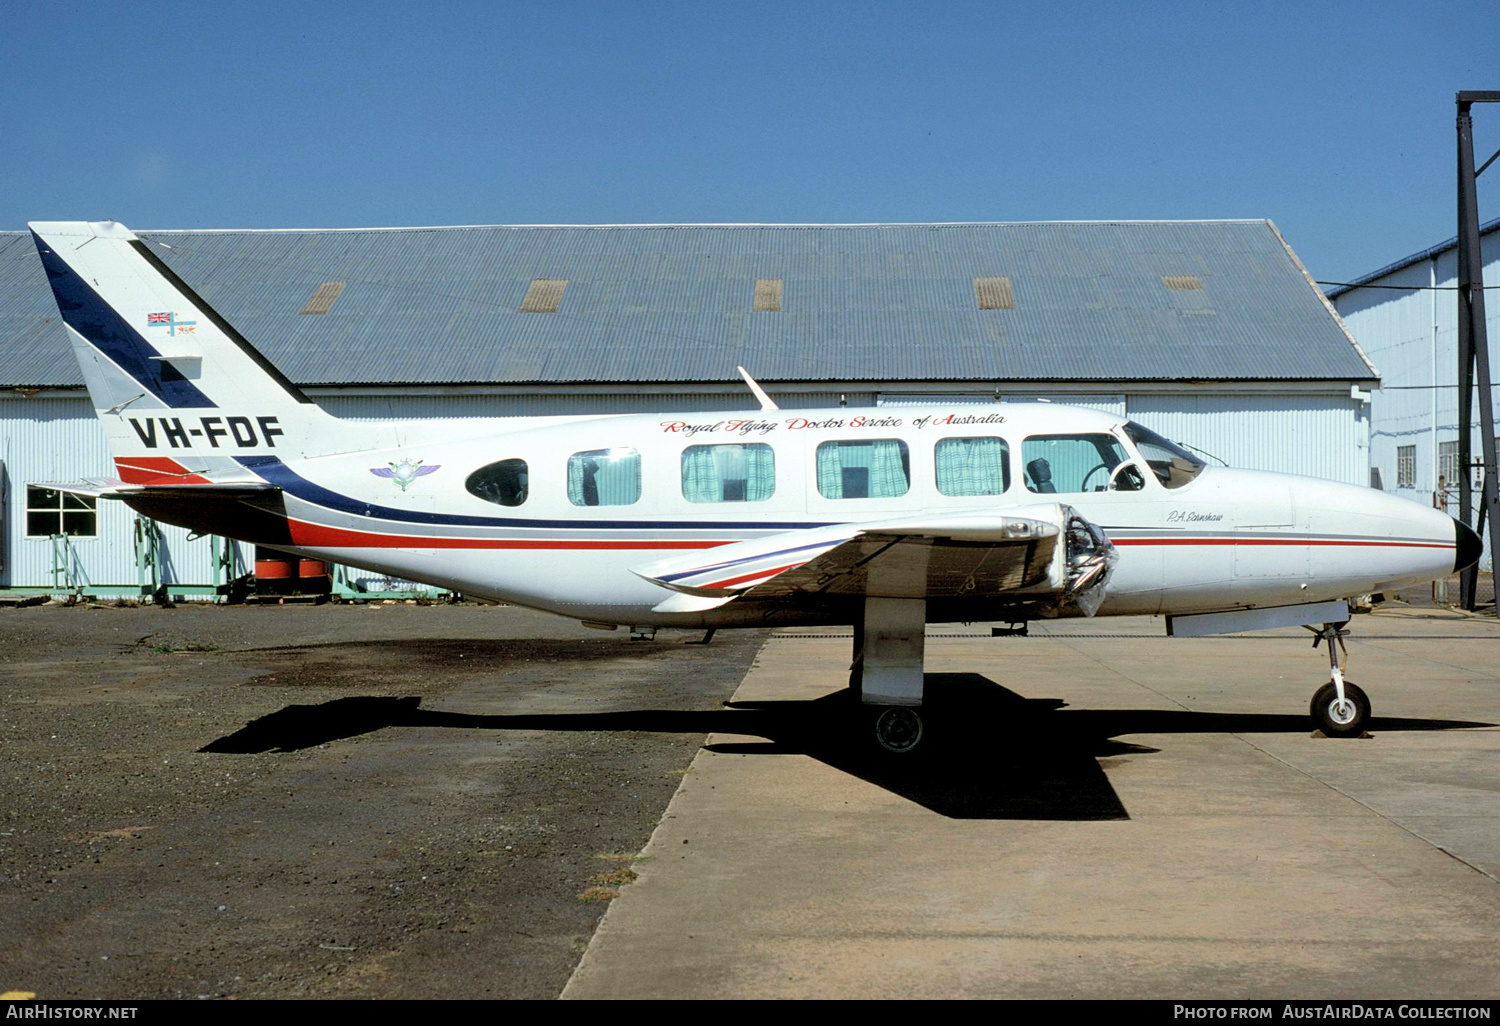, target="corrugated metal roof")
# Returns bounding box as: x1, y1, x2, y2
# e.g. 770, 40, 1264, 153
1324, 215, 1500, 298
1, 220, 1377, 388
